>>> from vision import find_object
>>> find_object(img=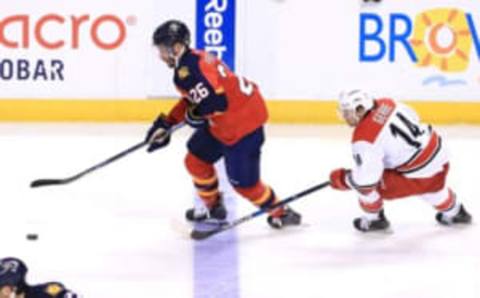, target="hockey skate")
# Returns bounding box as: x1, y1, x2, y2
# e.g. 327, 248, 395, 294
353, 209, 390, 232
436, 204, 472, 225
267, 206, 302, 229
185, 196, 227, 223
